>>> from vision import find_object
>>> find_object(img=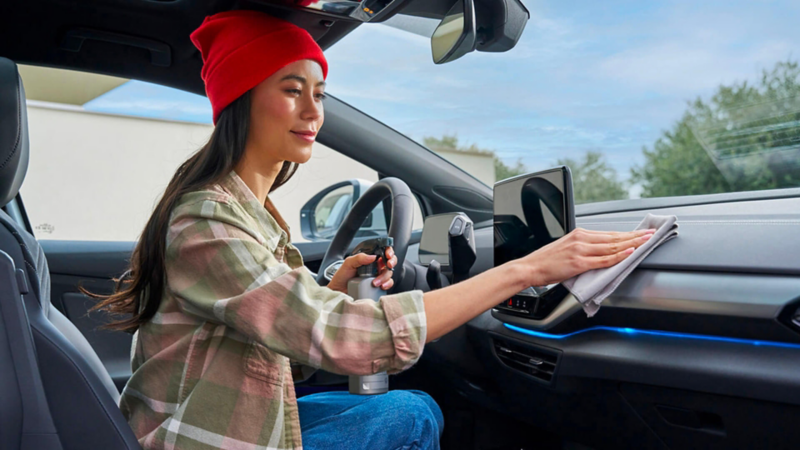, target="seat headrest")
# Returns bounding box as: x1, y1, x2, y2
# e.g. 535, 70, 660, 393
0, 58, 29, 207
